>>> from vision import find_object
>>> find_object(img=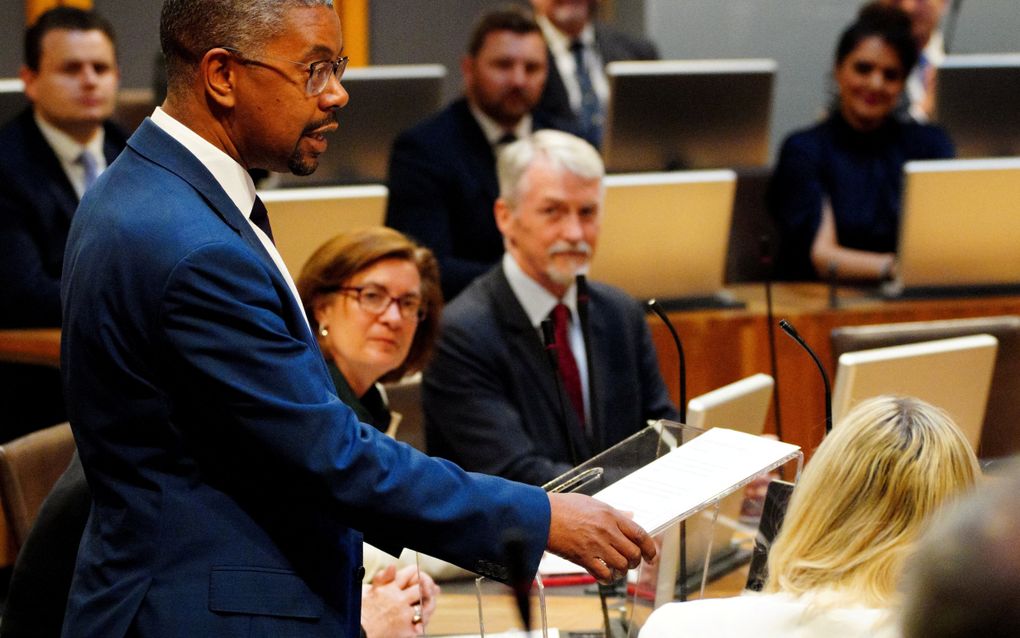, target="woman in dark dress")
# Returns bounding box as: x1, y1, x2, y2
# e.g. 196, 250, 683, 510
769, 5, 954, 281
